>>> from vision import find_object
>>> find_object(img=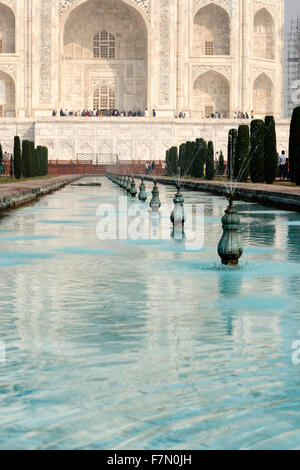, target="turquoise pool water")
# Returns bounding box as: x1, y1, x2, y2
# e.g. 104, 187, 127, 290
0, 176, 300, 450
